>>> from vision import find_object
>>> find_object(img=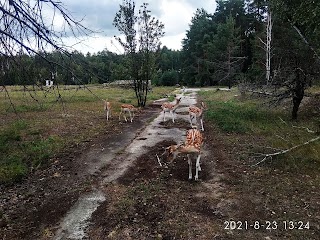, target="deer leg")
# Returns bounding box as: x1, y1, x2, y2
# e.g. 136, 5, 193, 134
195, 154, 201, 180
200, 118, 204, 131
119, 110, 122, 121
123, 110, 128, 122
171, 110, 175, 123
189, 114, 193, 127
128, 110, 132, 122
163, 110, 166, 122
187, 154, 192, 180
107, 109, 111, 121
